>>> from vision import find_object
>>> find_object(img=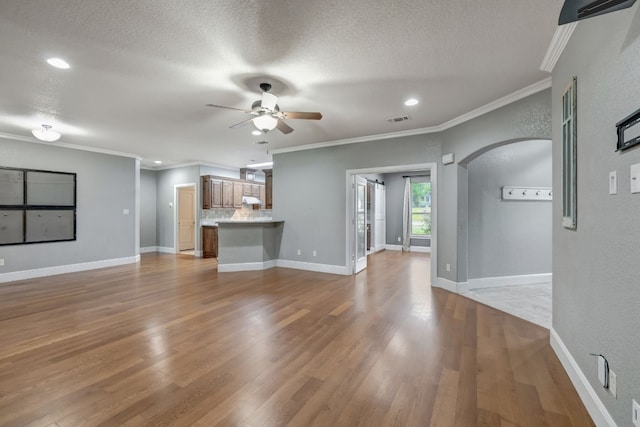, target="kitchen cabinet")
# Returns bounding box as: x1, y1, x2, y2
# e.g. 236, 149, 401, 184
233, 181, 243, 208
264, 169, 273, 210
202, 226, 218, 258
202, 174, 270, 210
202, 176, 222, 209
222, 180, 233, 208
